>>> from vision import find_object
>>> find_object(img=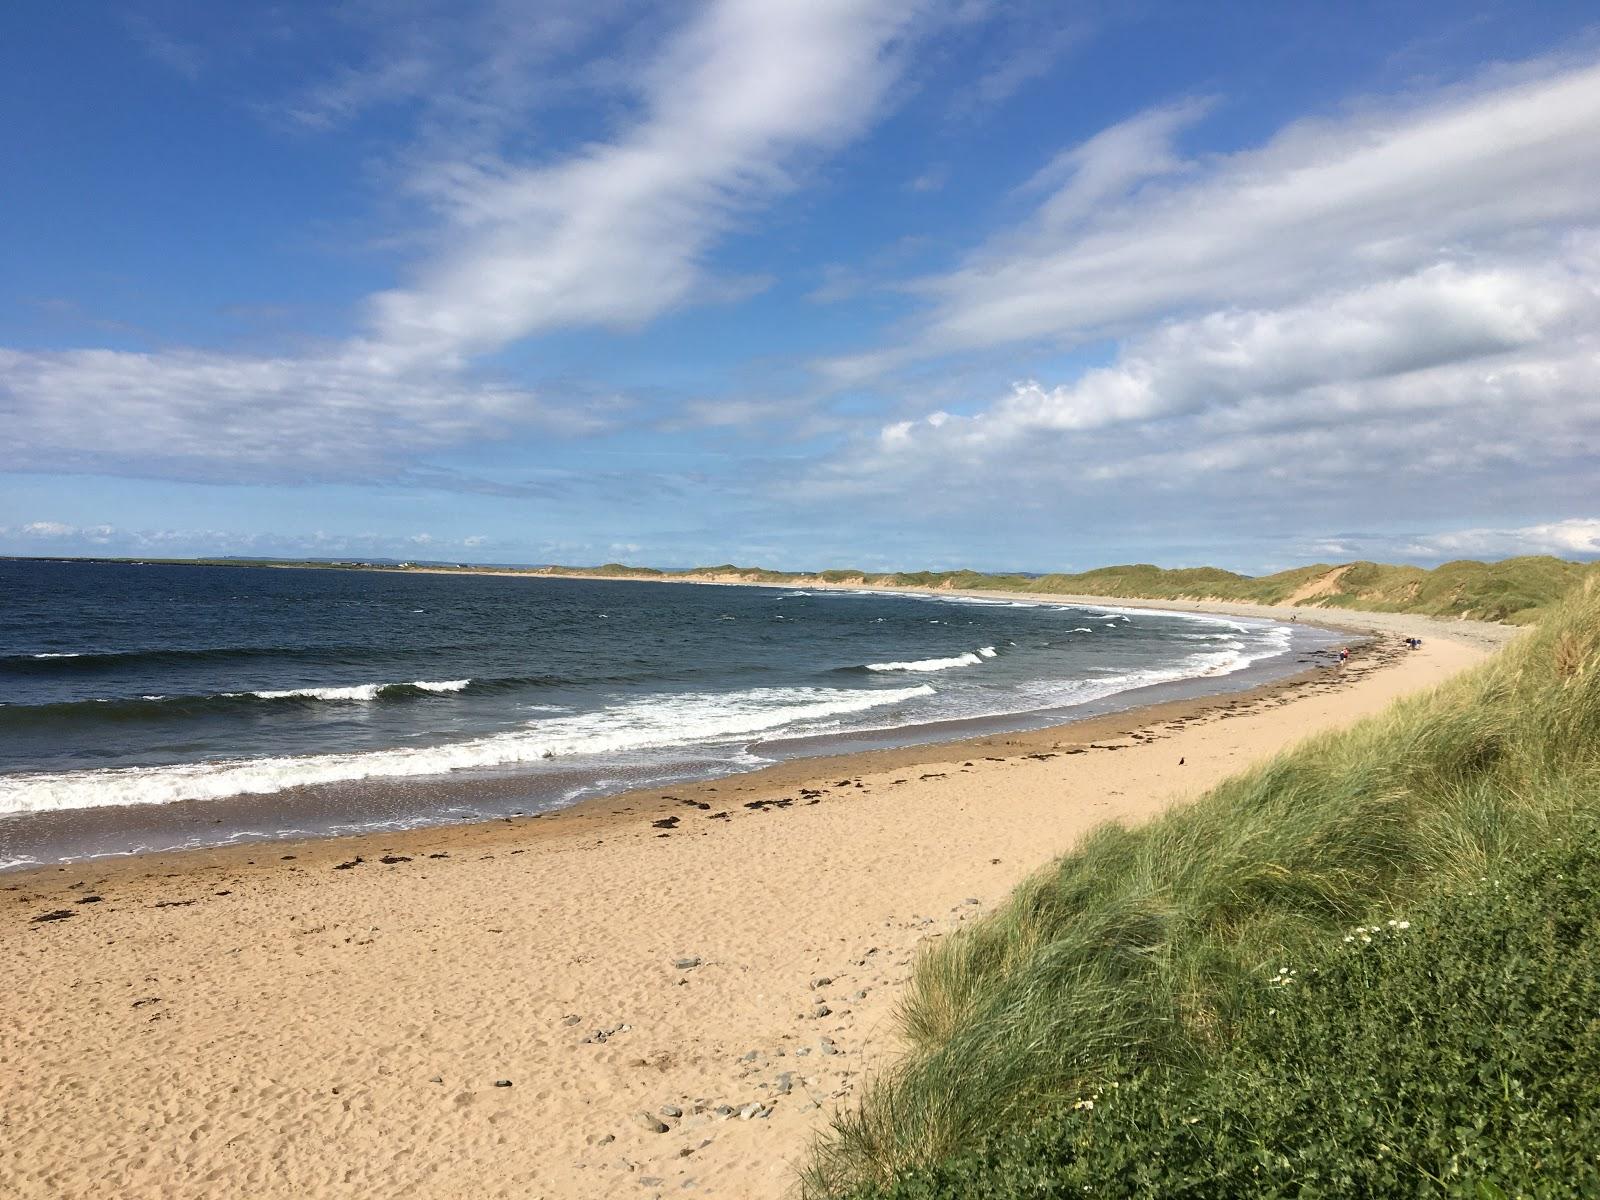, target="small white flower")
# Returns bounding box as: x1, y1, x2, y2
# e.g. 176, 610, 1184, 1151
1397, 920, 1410, 930
1073, 1098, 1095, 1111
